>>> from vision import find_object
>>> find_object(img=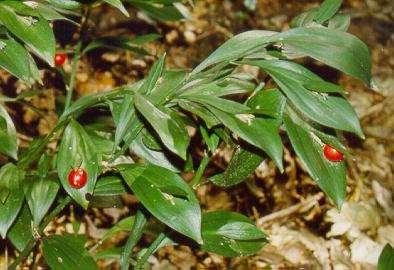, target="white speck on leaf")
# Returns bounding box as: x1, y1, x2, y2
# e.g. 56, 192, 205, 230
236, 114, 255, 125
